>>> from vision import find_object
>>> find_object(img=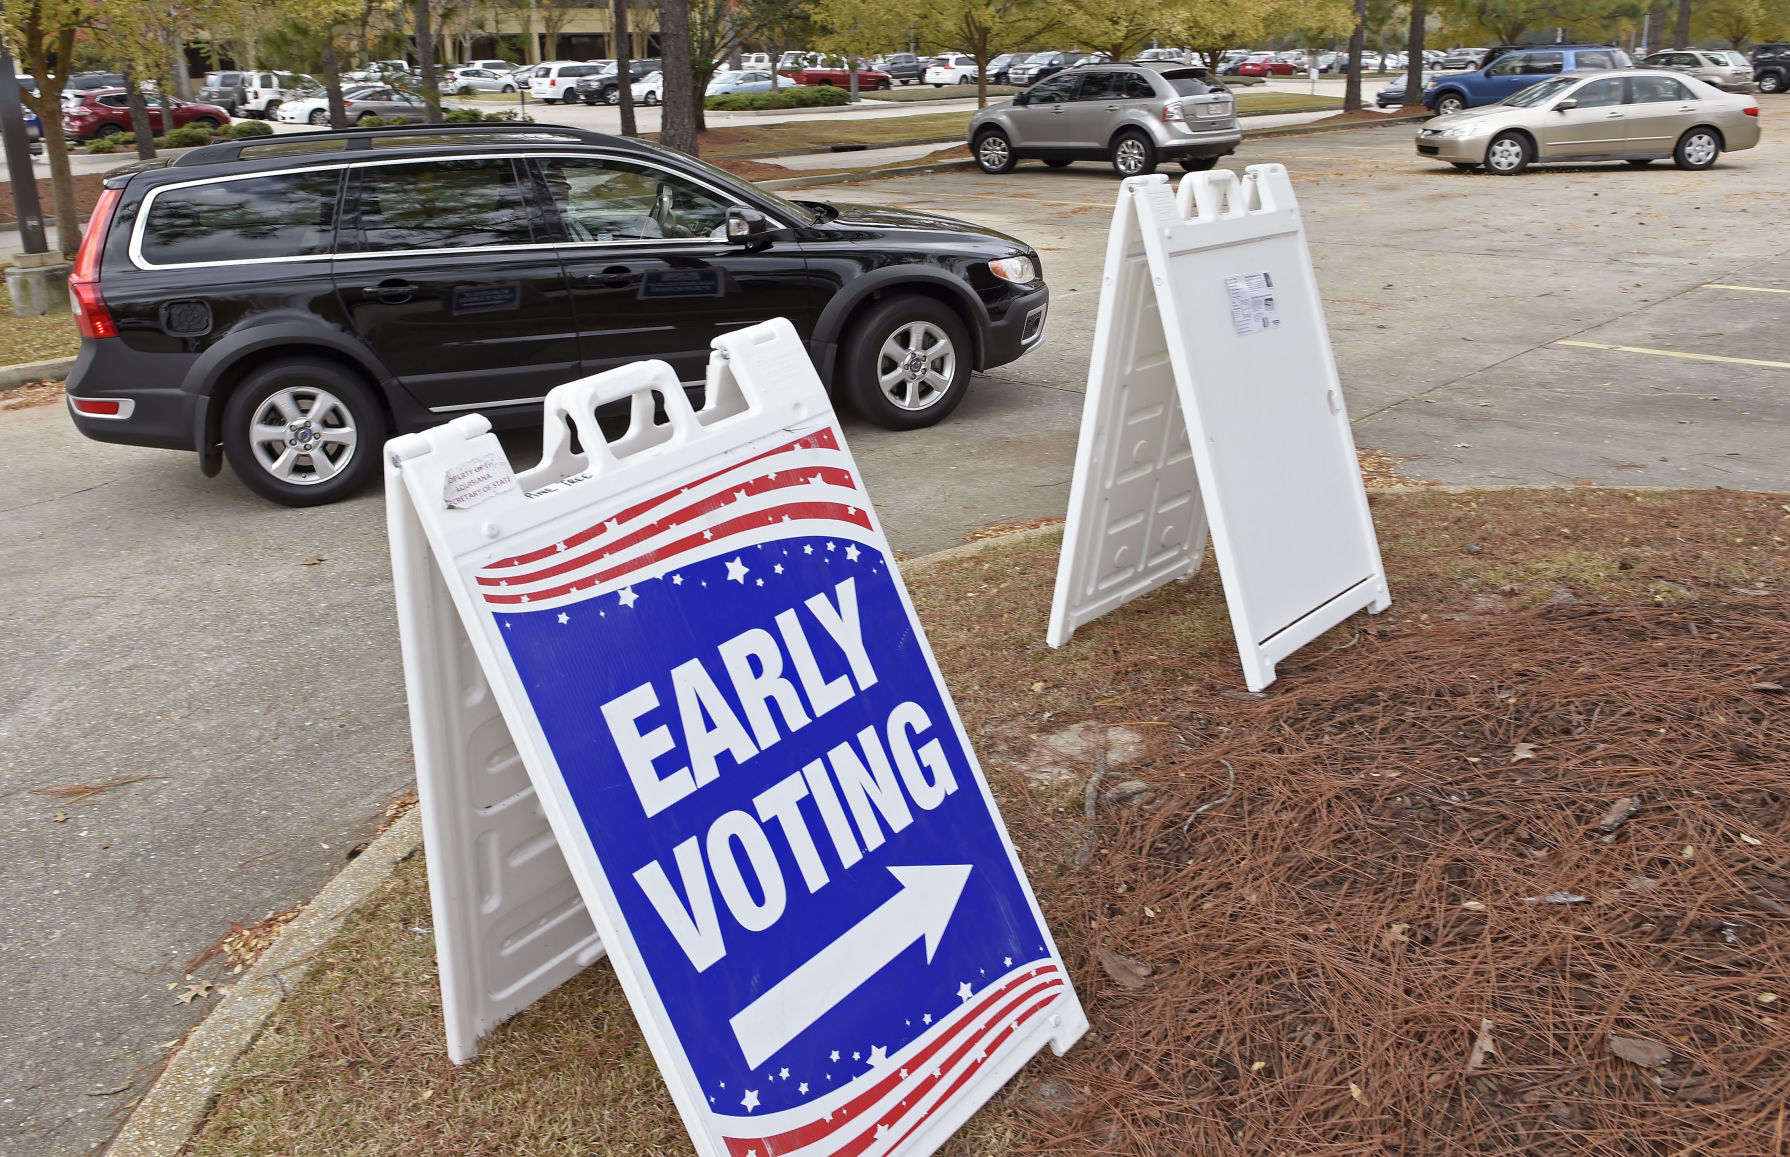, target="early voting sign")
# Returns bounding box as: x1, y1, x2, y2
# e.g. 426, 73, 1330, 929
387, 319, 1087, 1157
1049, 166, 1390, 691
